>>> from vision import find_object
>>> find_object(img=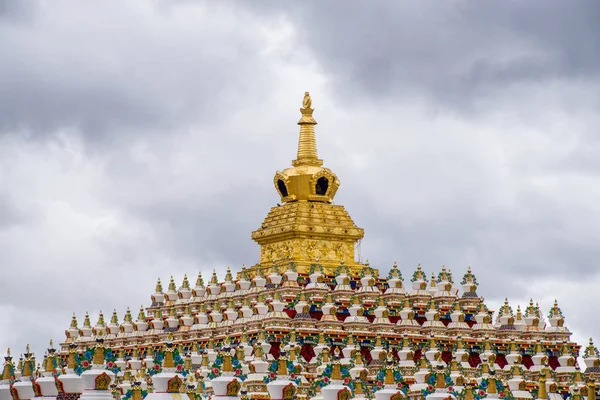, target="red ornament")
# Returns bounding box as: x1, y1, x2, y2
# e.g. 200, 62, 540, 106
448, 386, 453, 392
82, 361, 90, 368
235, 369, 241, 376
154, 364, 161, 371
323, 377, 329, 383
499, 391, 505, 397
345, 378, 350, 385
290, 373, 296, 379
176, 365, 183, 372
378, 381, 383, 387
270, 372, 275, 379
428, 385, 433, 391
107, 362, 114, 369
479, 389, 485, 396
